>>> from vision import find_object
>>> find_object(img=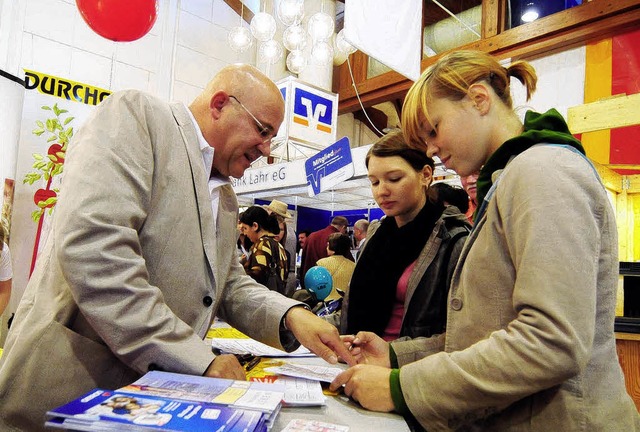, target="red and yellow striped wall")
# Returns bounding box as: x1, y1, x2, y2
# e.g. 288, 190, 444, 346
583, 29, 640, 174
582, 29, 640, 261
